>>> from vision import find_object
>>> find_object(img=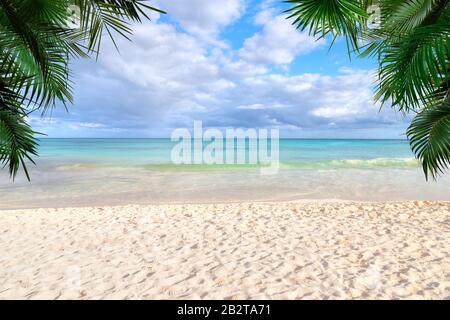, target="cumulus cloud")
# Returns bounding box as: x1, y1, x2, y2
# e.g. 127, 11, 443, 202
155, 0, 245, 37
35, 0, 407, 139
239, 8, 325, 66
